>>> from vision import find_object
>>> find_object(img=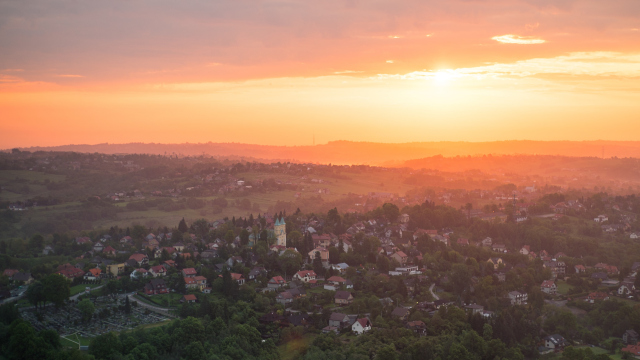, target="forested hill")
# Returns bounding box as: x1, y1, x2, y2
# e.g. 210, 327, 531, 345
10, 140, 640, 165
